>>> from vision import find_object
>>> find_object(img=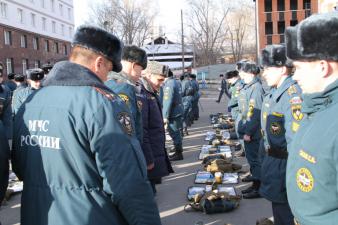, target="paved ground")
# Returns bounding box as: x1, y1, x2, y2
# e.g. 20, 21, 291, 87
0, 89, 272, 225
